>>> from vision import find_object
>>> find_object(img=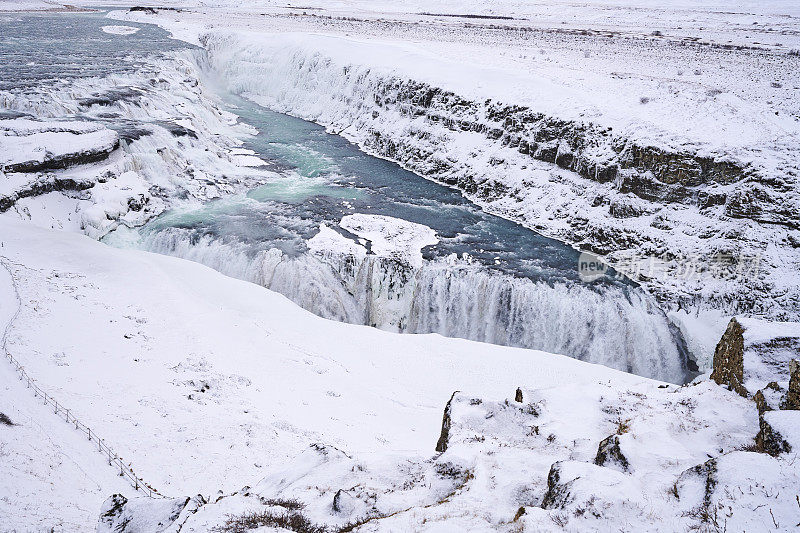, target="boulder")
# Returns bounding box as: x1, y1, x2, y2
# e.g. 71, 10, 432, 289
711, 317, 800, 397
783, 359, 800, 410
97, 494, 196, 533
594, 434, 630, 472
332, 489, 356, 515
756, 410, 798, 456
